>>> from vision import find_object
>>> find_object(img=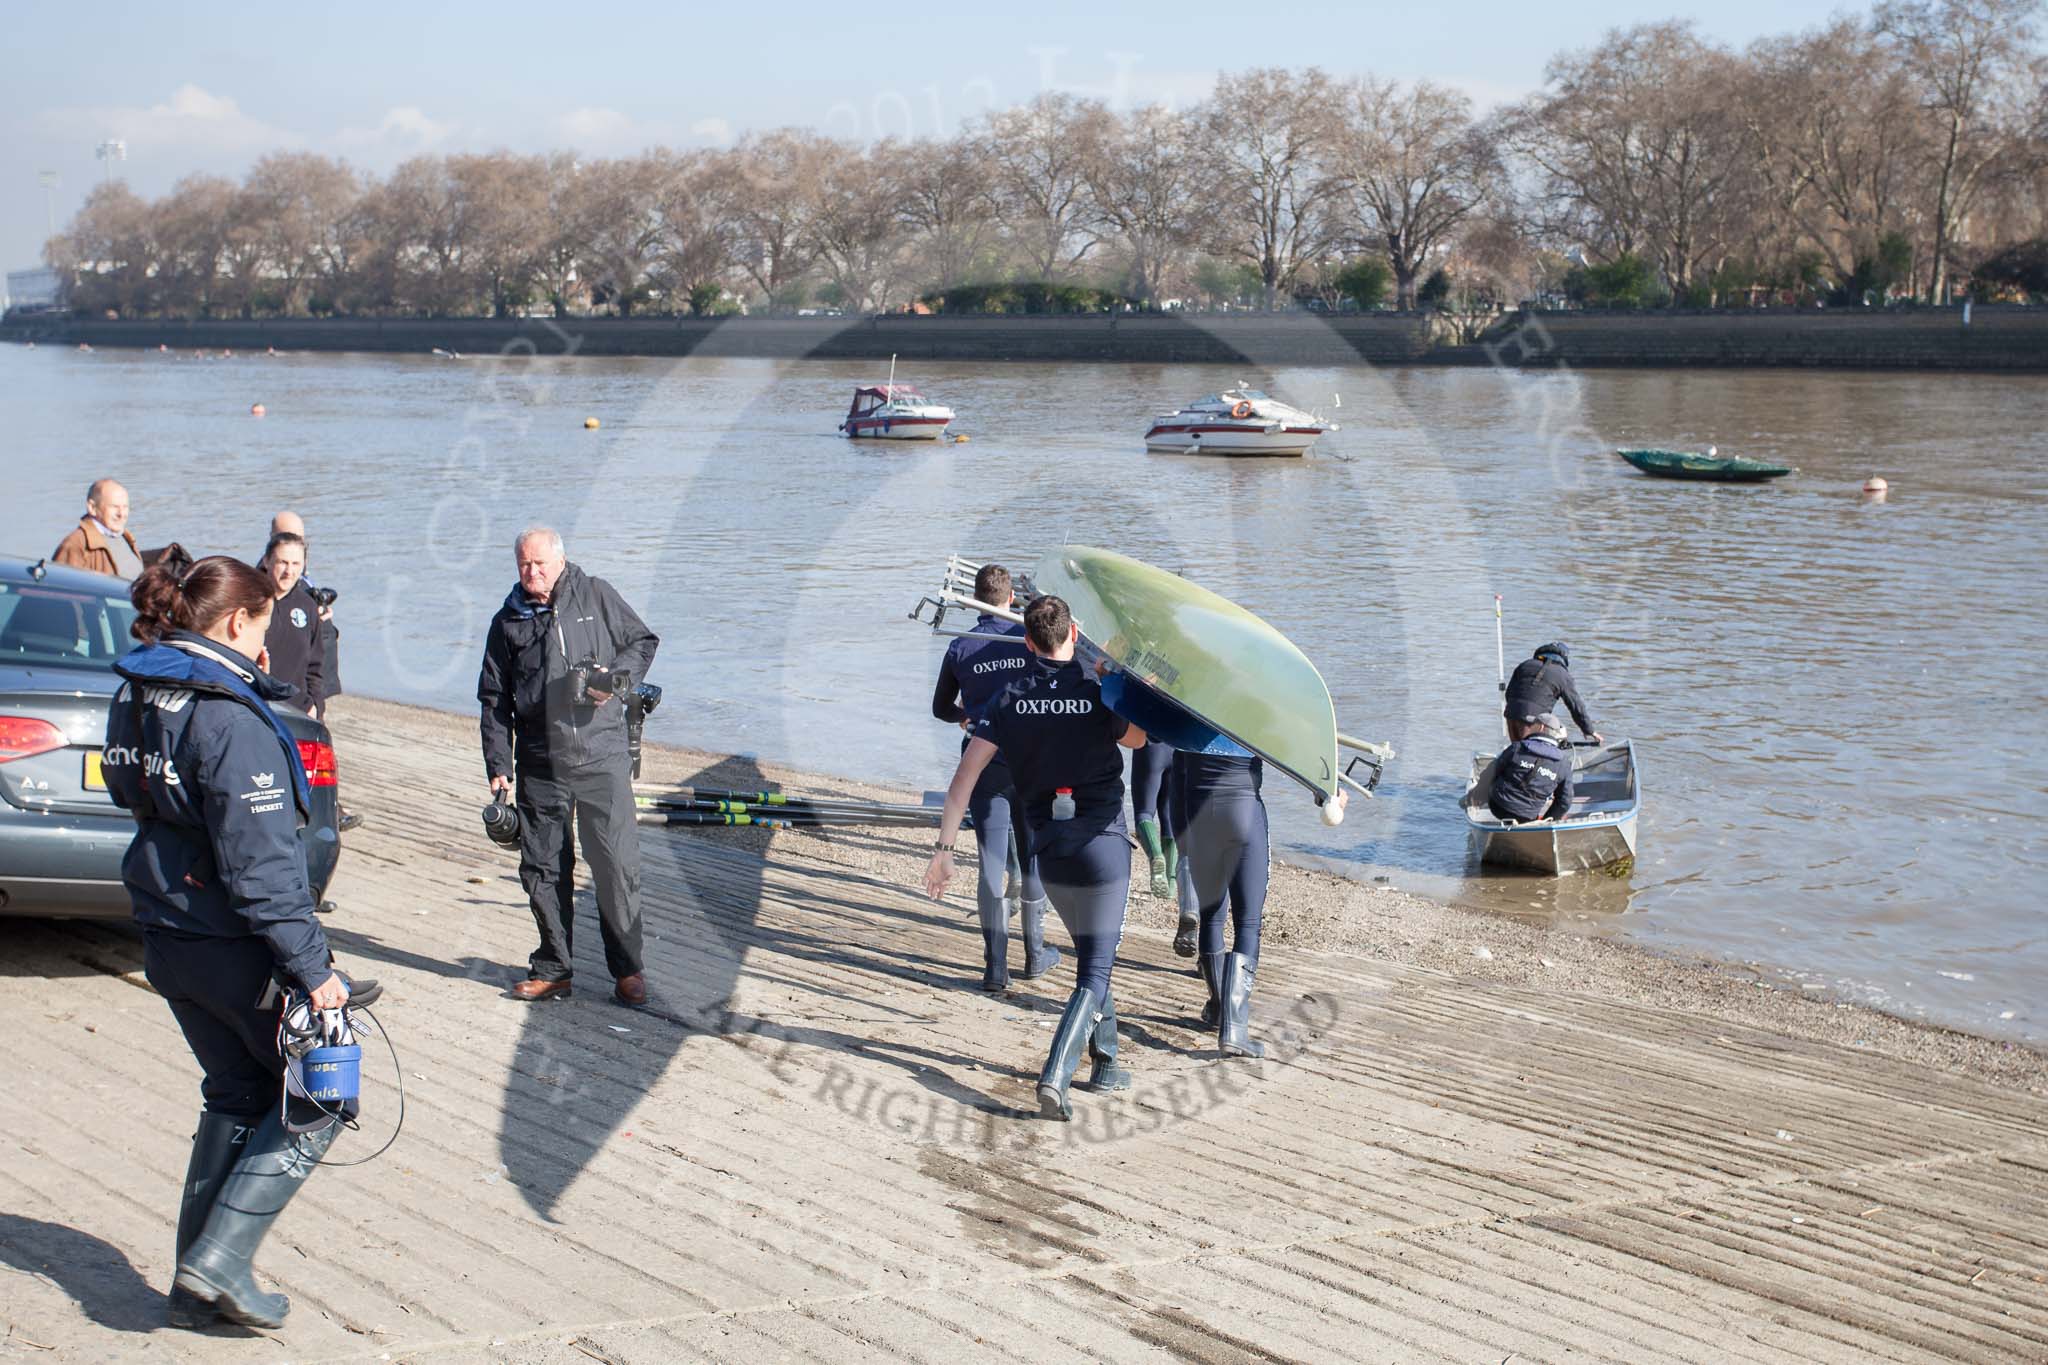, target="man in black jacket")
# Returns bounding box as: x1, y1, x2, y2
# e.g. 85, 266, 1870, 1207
479, 527, 660, 1005
1504, 641, 1602, 743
